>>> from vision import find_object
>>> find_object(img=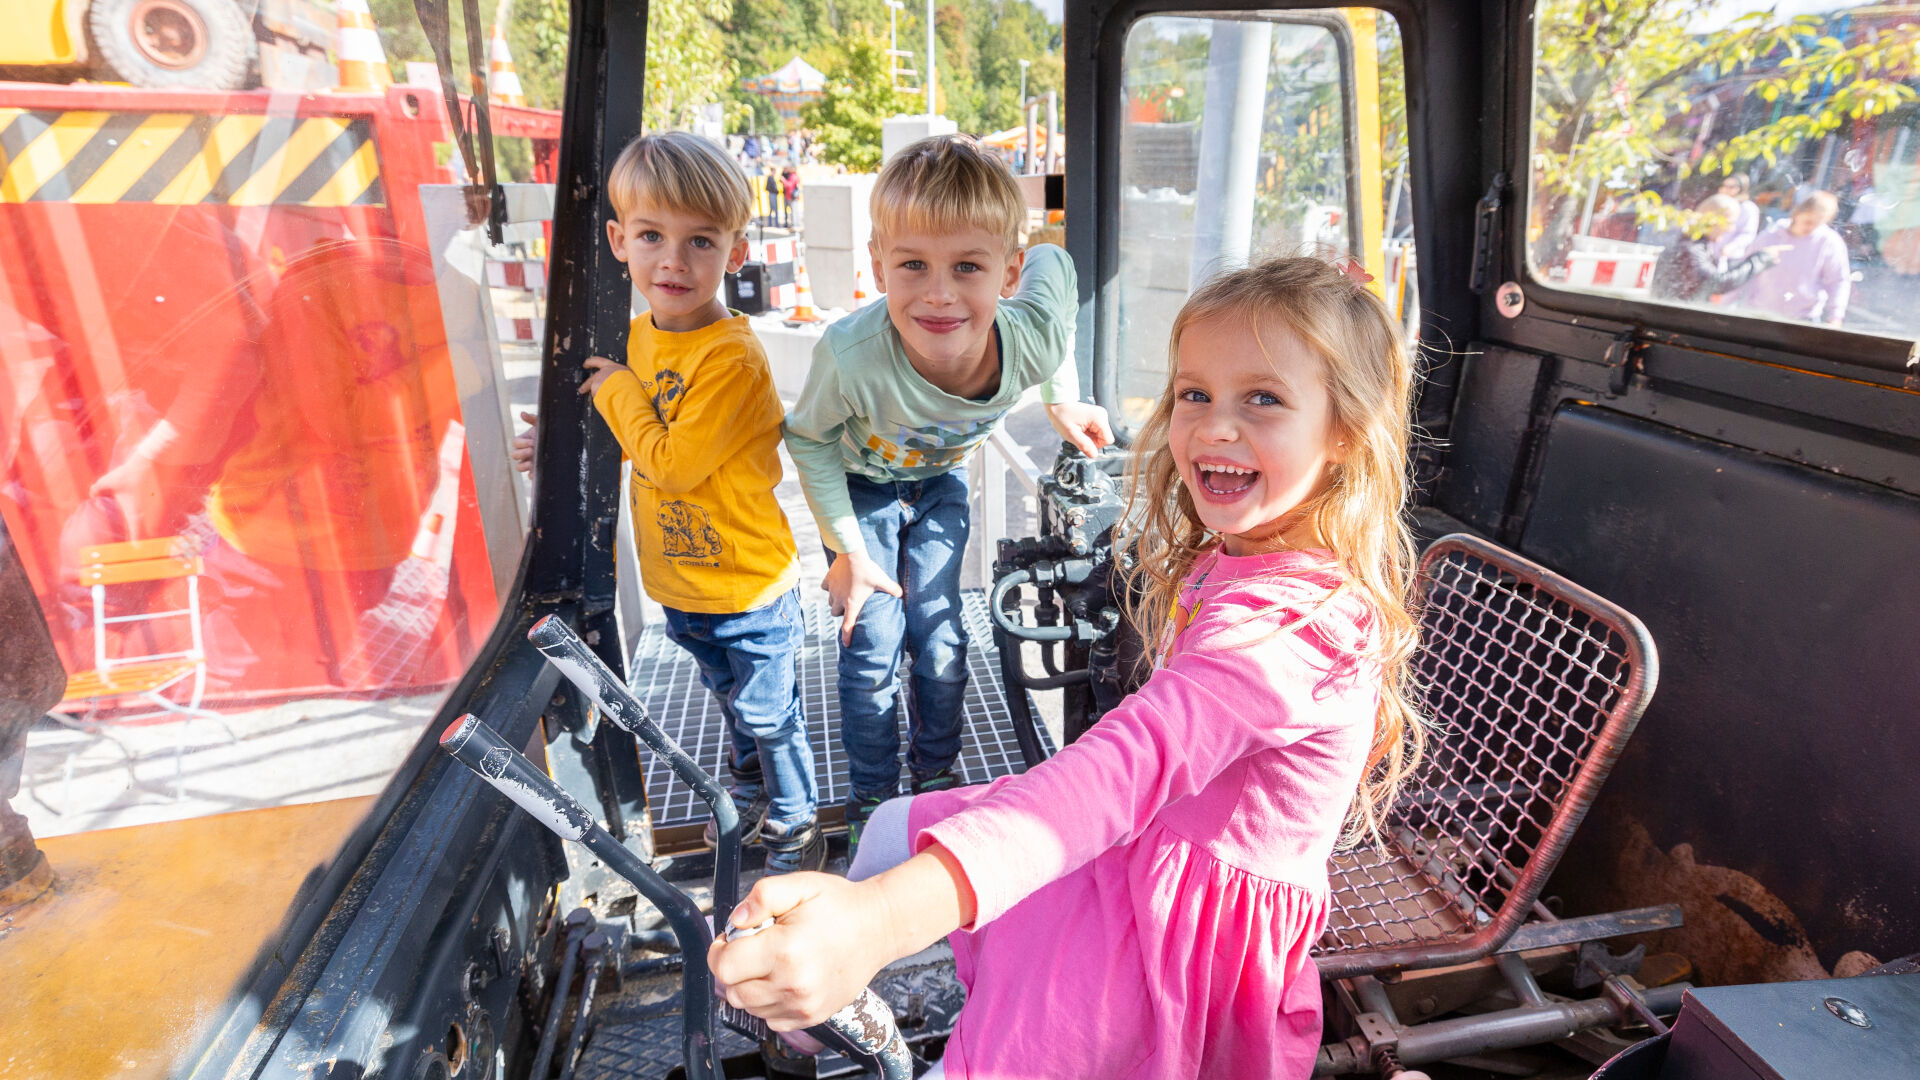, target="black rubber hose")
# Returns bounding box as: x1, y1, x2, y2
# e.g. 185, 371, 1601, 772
557, 931, 607, 1080
992, 619, 1049, 769
527, 615, 743, 922
529, 909, 592, 1080
440, 715, 725, 1080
